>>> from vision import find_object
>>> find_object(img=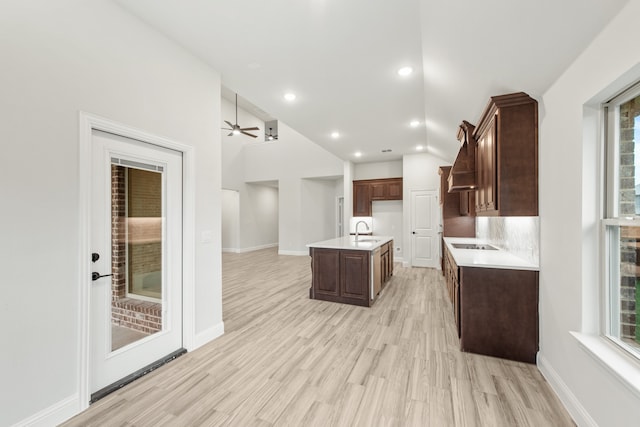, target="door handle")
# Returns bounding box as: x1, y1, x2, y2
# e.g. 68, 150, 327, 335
92, 272, 112, 281
412, 231, 416, 234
